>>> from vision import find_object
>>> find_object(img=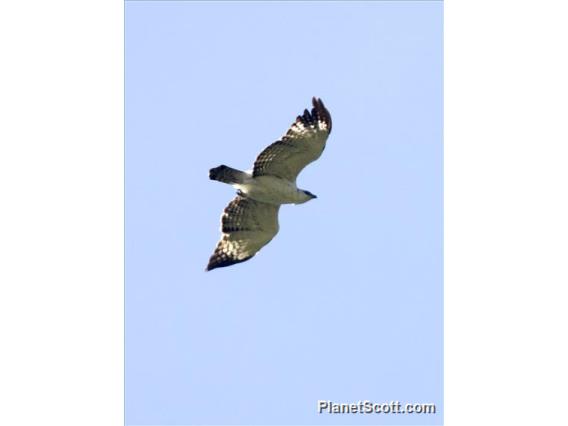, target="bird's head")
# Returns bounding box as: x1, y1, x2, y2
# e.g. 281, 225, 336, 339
297, 190, 317, 203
